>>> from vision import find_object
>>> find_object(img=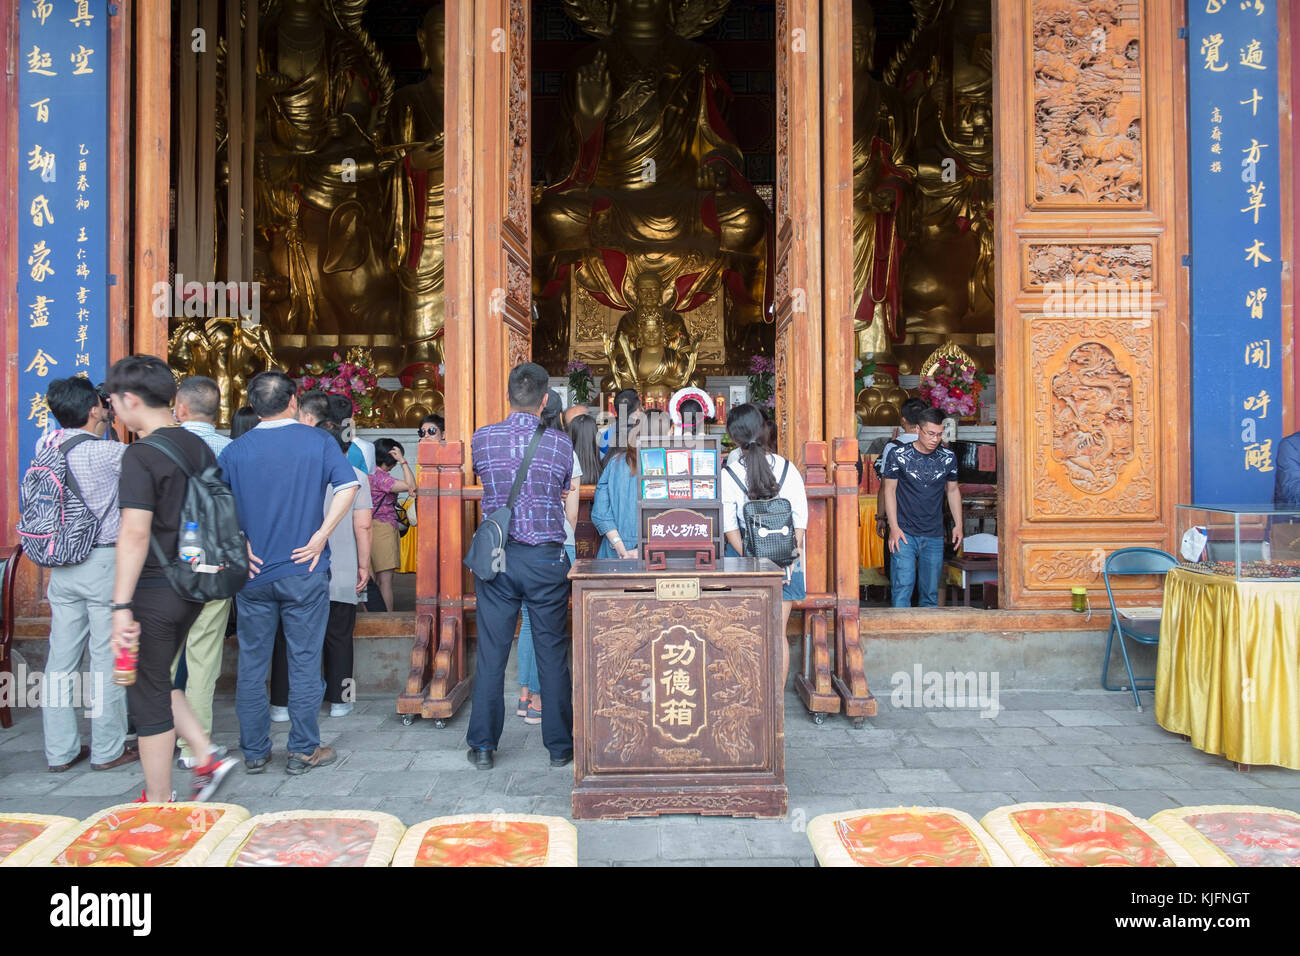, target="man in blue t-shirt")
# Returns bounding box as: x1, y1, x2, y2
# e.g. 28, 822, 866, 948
882, 406, 962, 607
218, 370, 359, 776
